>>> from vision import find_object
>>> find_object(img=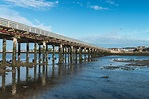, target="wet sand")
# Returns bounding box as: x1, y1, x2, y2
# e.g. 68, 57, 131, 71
0, 56, 149, 99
